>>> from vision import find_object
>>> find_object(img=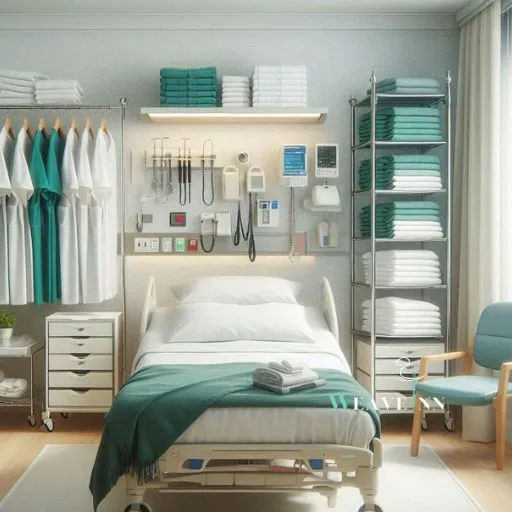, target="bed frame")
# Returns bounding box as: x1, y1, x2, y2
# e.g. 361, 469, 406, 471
124, 277, 382, 512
